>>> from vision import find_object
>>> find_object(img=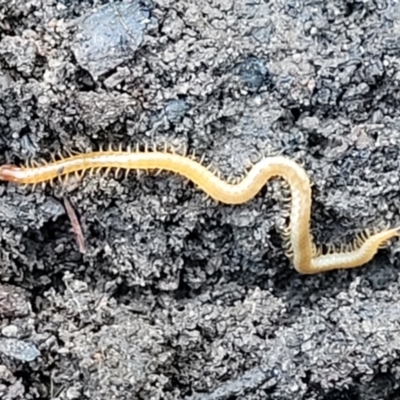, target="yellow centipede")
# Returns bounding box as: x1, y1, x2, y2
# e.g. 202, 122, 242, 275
0, 146, 397, 274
